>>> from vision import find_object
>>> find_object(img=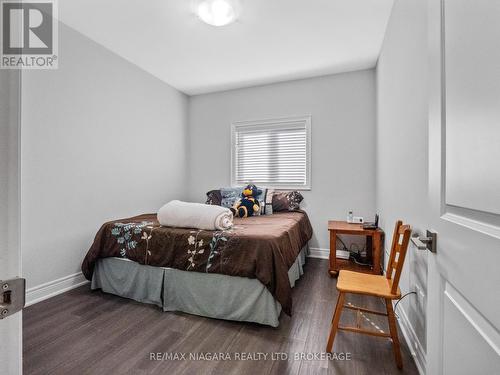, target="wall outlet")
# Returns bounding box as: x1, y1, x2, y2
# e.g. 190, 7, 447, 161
347, 216, 364, 223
